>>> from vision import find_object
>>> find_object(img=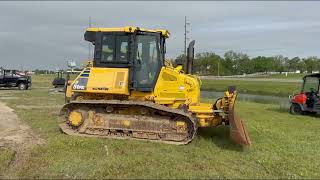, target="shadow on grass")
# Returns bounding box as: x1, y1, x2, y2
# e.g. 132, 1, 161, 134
197, 126, 245, 152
